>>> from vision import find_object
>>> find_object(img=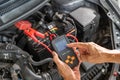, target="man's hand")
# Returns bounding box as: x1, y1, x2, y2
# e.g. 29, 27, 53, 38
67, 42, 110, 64
52, 52, 81, 80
